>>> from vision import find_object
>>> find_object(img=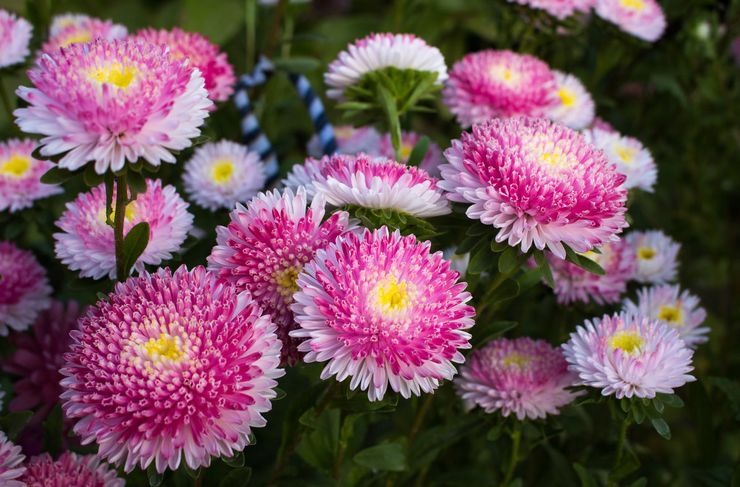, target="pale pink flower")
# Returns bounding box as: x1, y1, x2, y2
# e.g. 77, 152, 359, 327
0, 138, 63, 212
0, 9, 32, 68
595, 0, 667, 42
